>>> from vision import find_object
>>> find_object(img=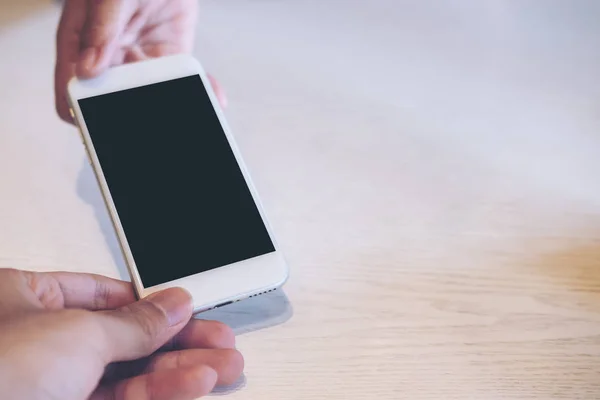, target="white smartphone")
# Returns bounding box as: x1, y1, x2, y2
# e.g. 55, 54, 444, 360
67, 54, 288, 313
